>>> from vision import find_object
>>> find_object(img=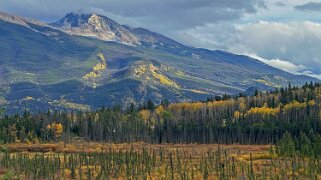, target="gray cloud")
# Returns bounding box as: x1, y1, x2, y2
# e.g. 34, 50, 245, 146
247, 55, 308, 74
182, 21, 321, 76
0, 0, 266, 30
274, 1, 286, 7
295, 2, 321, 12
257, 57, 321, 79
